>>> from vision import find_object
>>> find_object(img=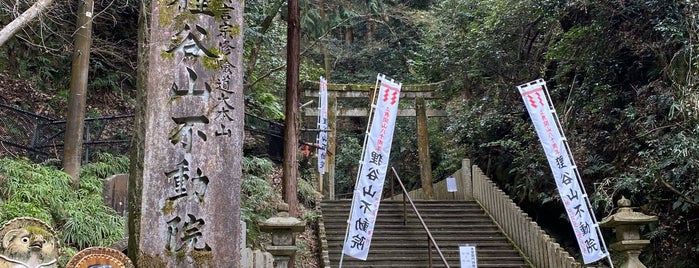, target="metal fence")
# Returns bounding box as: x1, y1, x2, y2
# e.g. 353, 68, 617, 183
0, 103, 133, 163
1, 103, 289, 163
